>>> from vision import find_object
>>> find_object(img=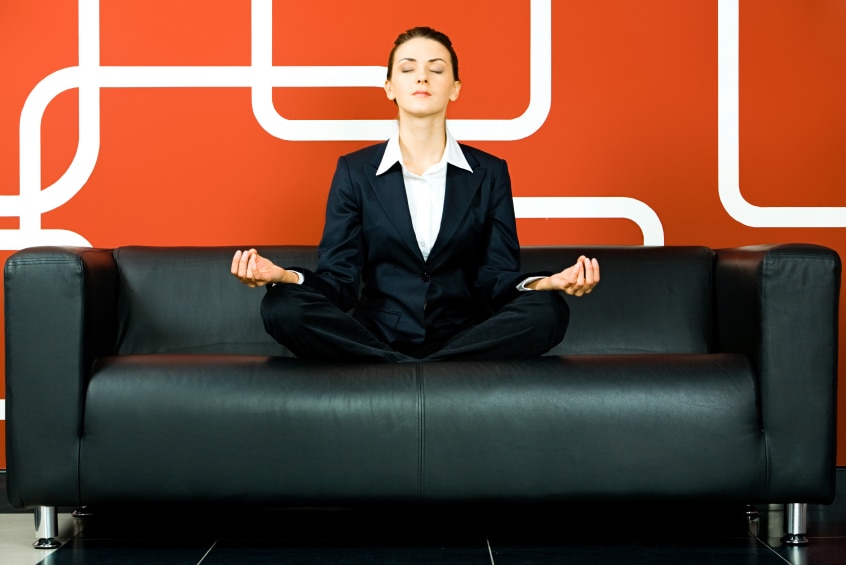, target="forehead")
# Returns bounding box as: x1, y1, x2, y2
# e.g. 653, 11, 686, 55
393, 37, 452, 64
